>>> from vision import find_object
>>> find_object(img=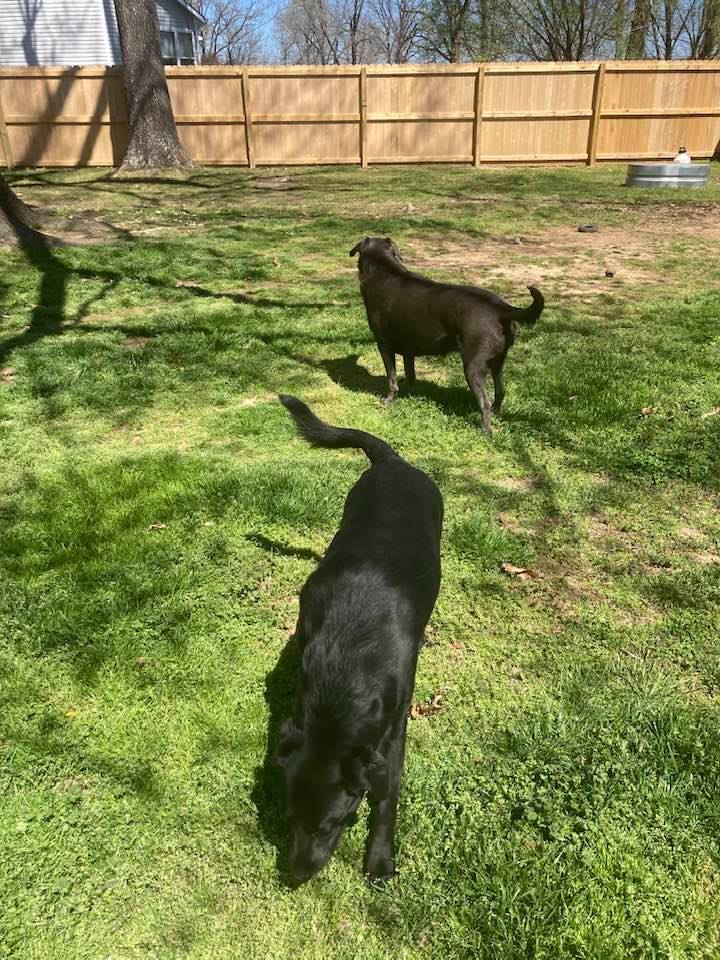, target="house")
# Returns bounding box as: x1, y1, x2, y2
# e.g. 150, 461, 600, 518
0, 0, 205, 67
